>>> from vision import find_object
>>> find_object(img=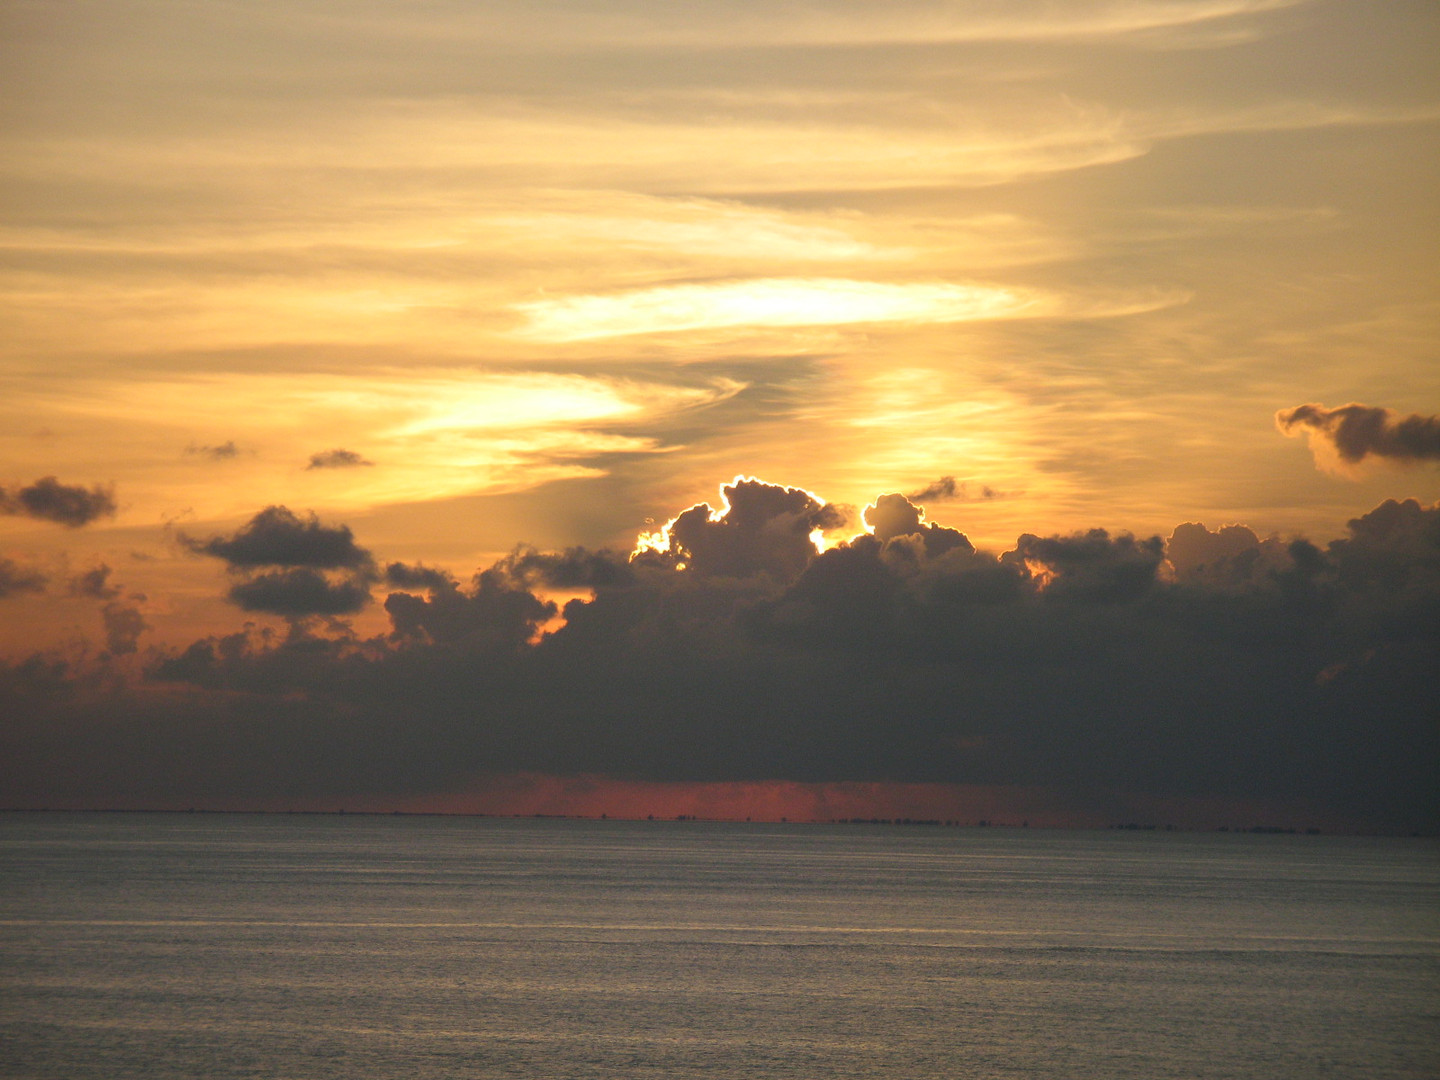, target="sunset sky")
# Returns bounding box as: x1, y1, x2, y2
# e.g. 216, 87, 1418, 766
2, 0, 1437, 830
